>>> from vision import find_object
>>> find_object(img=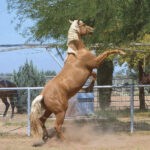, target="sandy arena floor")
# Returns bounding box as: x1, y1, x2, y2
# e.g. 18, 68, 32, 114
1, 117, 150, 150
